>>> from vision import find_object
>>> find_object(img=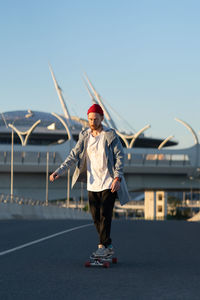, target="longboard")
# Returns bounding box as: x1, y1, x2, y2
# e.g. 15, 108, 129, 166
85, 254, 117, 268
